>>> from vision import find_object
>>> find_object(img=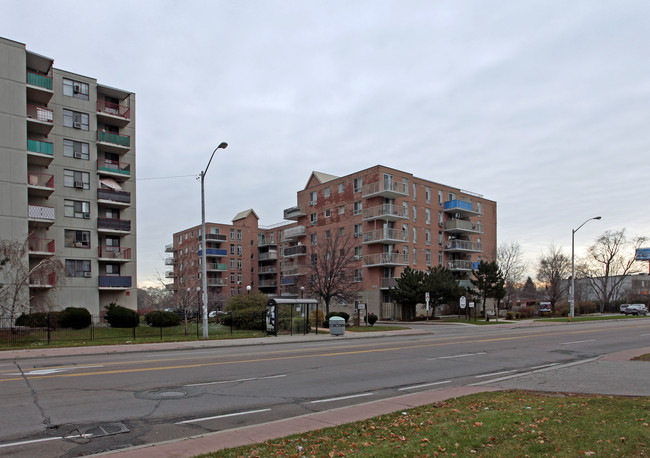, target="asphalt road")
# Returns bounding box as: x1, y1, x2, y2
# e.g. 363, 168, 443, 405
0, 318, 649, 457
